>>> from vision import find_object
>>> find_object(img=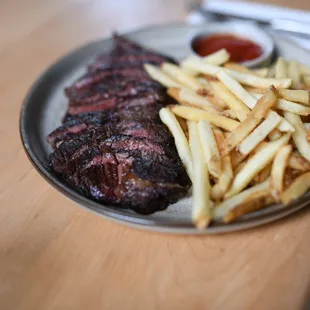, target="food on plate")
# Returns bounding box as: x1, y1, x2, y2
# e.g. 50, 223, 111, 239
48, 35, 191, 215
48, 33, 310, 229
188, 121, 211, 228
145, 46, 310, 228
270, 145, 293, 201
